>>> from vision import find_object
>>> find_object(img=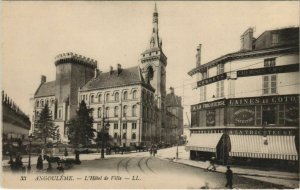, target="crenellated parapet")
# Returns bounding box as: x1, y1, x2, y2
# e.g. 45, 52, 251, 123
55, 52, 98, 69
